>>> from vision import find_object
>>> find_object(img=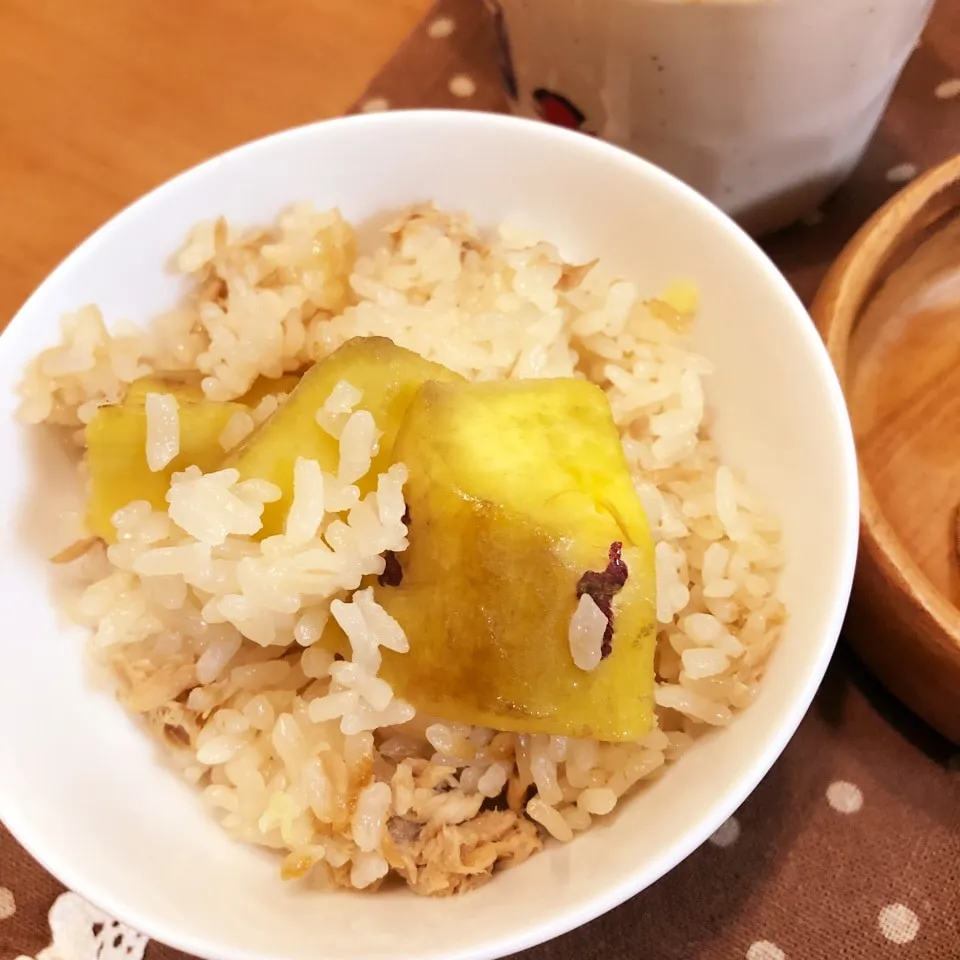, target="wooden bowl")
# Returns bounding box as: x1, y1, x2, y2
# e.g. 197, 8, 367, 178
812, 154, 960, 743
